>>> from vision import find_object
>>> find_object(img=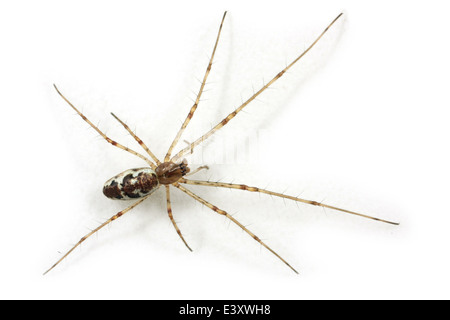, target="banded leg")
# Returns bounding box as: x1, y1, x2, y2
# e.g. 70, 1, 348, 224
171, 13, 343, 163
54, 84, 155, 167
165, 11, 227, 162
173, 183, 298, 274
111, 112, 160, 168
44, 194, 151, 275
180, 179, 399, 225
165, 185, 192, 251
